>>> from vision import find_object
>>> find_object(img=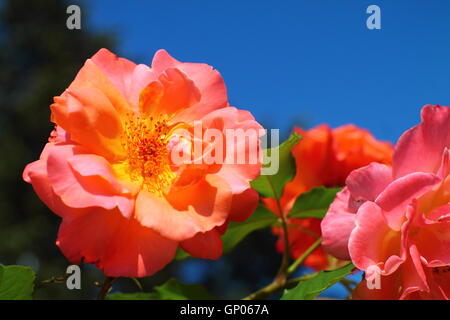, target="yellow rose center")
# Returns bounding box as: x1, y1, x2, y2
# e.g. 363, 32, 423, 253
120, 112, 176, 195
